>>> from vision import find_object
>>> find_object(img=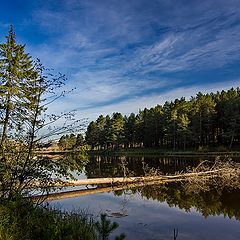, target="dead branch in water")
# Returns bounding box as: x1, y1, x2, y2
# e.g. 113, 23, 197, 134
31, 156, 240, 202
183, 156, 240, 193
31, 175, 210, 201
32, 157, 240, 201
50, 159, 239, 188
35, 167, 227, 188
